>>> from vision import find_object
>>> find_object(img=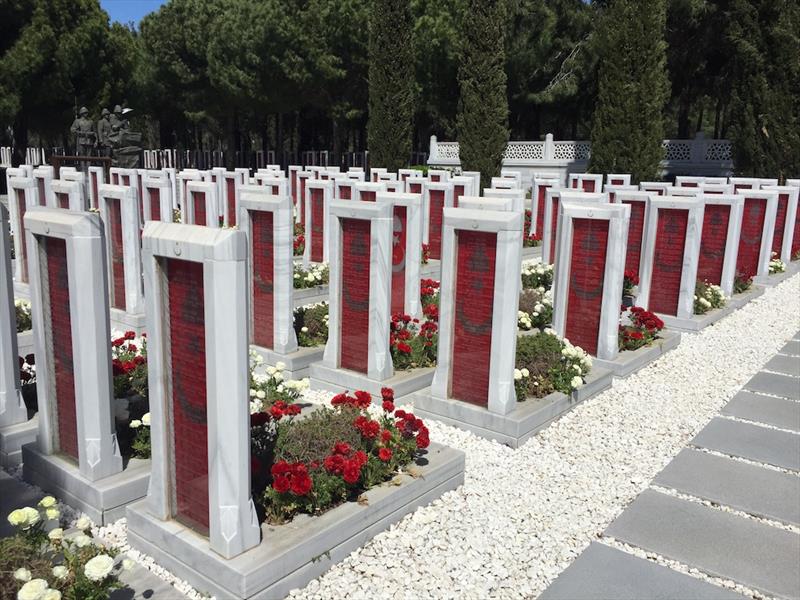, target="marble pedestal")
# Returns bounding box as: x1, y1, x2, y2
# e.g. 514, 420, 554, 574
410, 367, 614, 448
310, 363, 435, 401
757, 262, 800, 287
419, 259, 441, 279
728, 285, 766, 309
658, 304, 736, 333
22, 443, 150, 524
126, 442, 464, 600
16, 329, 33, 356
13, 281, 30, 300
520, 245, 542, 260
293, 285, 329, 309
109, 308, 147, 334
0, 414, 38, 468
593, 330, 682, 378
251, 345, 324, 380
